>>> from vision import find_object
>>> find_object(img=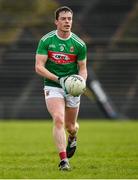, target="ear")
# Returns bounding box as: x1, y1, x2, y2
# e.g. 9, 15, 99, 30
55, 20, 58, 26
